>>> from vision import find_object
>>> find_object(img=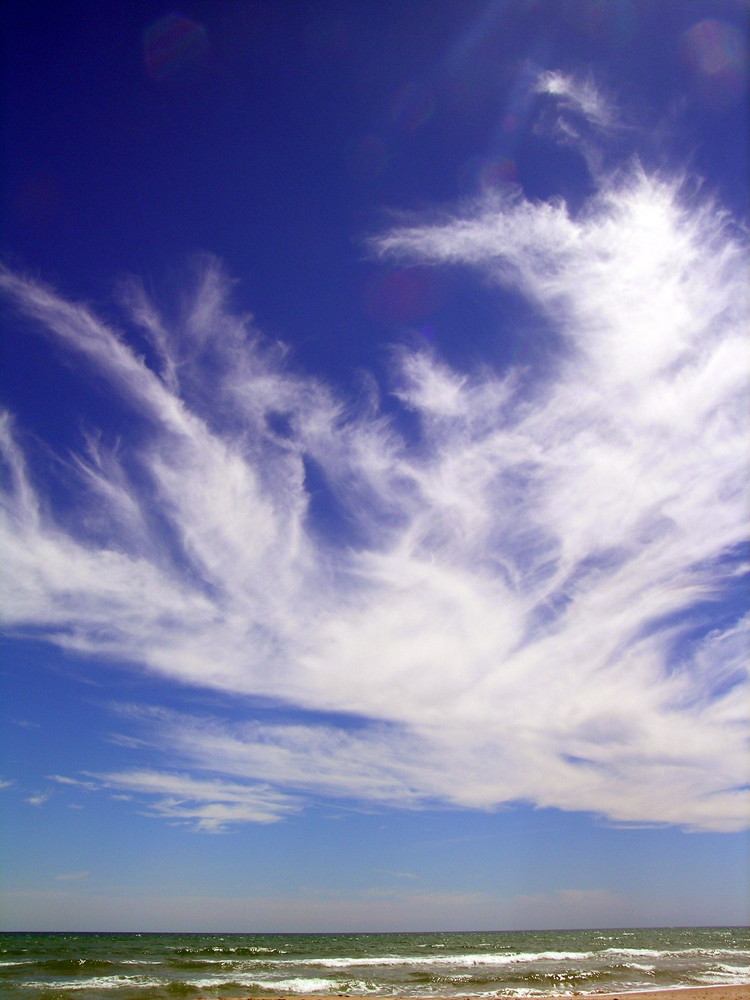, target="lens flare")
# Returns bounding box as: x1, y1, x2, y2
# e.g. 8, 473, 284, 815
681, 19, 748, 107
391, 82, 435, 133
459, 155, 518, 196
143, 12, 209, 85
364, 268, 442, 326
